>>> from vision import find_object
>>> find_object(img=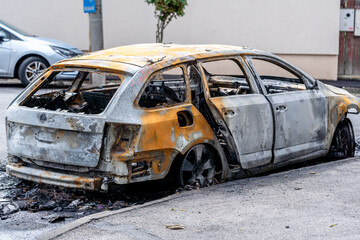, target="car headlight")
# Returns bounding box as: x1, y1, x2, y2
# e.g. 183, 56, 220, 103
50, 46, 78, 57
